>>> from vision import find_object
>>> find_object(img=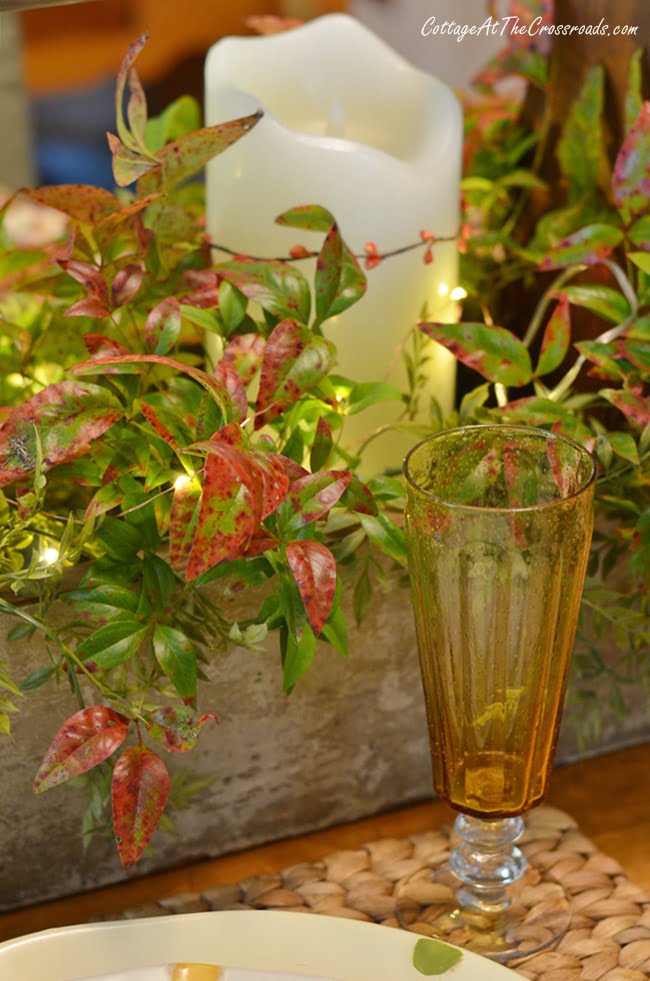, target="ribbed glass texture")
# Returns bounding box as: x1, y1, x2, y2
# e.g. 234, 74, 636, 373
405, 426, 595, 819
